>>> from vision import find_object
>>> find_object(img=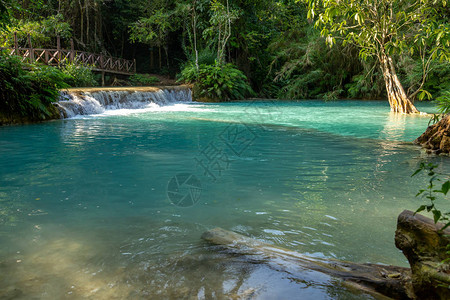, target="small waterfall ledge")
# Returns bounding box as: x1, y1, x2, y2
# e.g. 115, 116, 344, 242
56, 85, 192, 118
